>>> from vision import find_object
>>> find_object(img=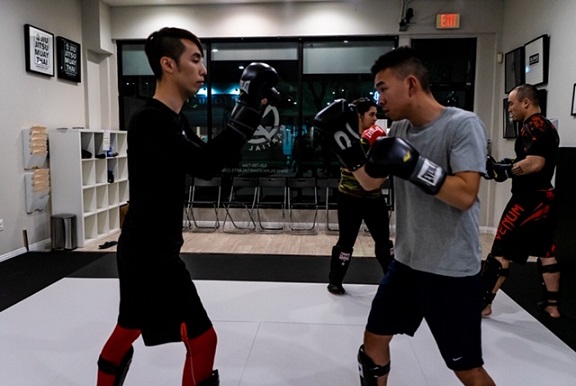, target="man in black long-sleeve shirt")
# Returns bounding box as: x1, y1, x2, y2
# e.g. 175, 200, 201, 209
96, 27, 278, 386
